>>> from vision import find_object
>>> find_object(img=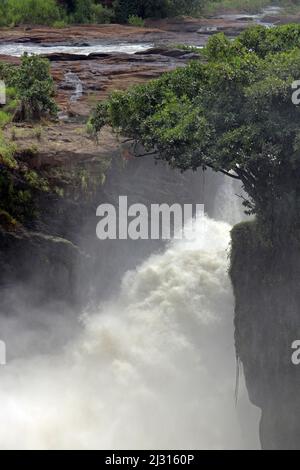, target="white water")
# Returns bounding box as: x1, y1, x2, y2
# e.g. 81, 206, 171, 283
0, 42, 153, 57
215, 5, 282, 28
0, 188, 260, 449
